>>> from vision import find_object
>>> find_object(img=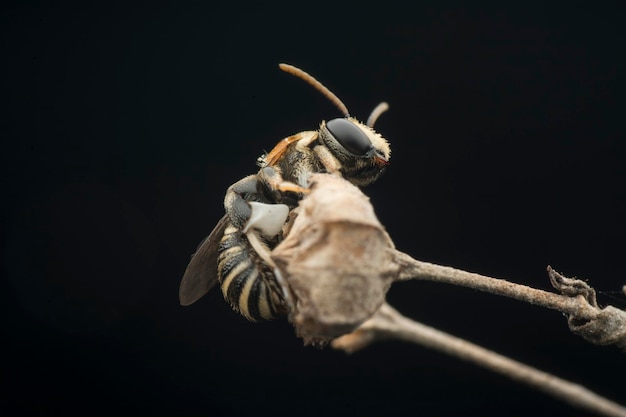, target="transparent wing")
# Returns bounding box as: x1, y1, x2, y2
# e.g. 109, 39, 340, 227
179, 215, 229, 306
